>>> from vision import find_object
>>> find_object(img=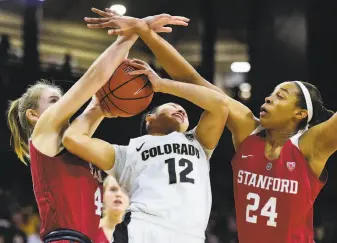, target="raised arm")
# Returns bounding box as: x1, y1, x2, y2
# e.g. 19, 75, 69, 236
299, 112, 336, 178
135, 28, 258, 149
84, 10, 258, 149
33, 34, 138, 138
128, 60, 228, 150
62, 98, 117, 171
